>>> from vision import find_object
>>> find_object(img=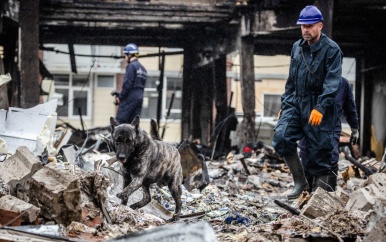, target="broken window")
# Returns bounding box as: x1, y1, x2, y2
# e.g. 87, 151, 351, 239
141, 76, 159, 119
141, 75, 182, 120
165, 77, 182, 120
53, 74, 91, 118
263, 93, 281, 117
96, 75, 115, 88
